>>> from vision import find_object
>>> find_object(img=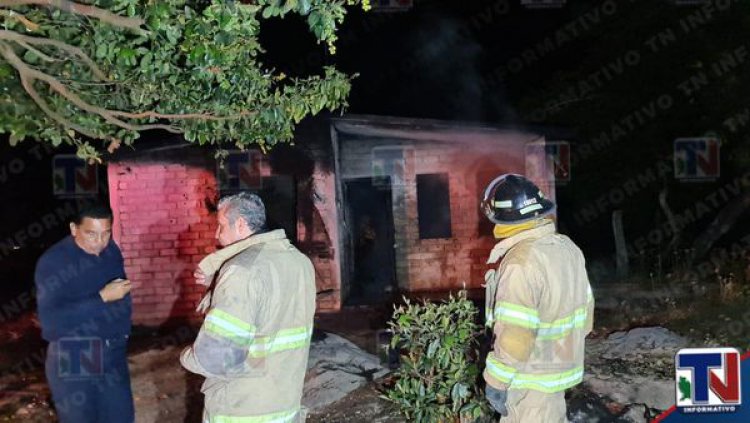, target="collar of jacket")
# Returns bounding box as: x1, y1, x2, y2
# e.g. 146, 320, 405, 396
486, 221, 556, 265
198, 229, 286, 280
